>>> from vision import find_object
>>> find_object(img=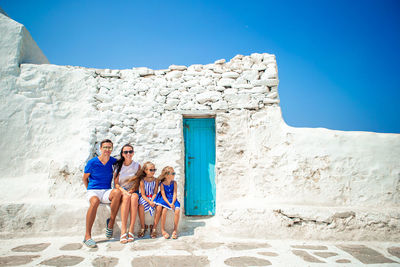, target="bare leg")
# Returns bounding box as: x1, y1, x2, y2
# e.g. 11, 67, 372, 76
161, 207, 169, 238
138, 205, 145, 229
85, 196, 100, 240
153, 205, 163, 229
108, 189, 122, 228
120, 195, 131, 235
173, 208, 180, 232
128, 193, 139, 233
